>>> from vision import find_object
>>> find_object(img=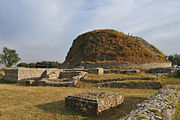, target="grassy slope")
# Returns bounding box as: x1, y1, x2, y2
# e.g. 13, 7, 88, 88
84, 73, 180, 85
157, 76, 180, 85
64, 29, 167, 65
0, 83, 157, 120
